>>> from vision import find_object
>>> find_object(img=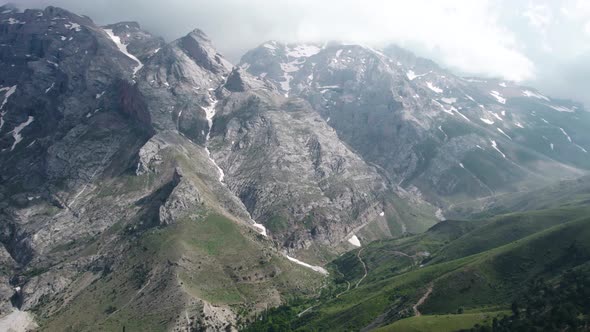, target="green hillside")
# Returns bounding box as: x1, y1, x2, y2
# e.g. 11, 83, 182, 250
243, 202, 590, 331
